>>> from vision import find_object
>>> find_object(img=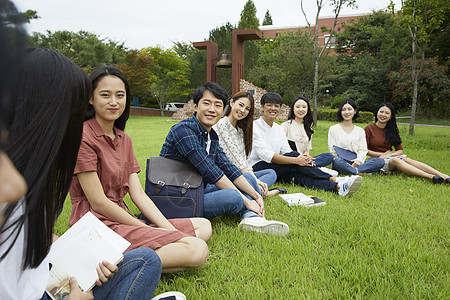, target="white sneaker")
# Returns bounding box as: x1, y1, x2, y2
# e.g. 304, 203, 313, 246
337, 175, 362, 197
152, 291, 186, 300
239, 217, 289, 236
319, 167, 339, 177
